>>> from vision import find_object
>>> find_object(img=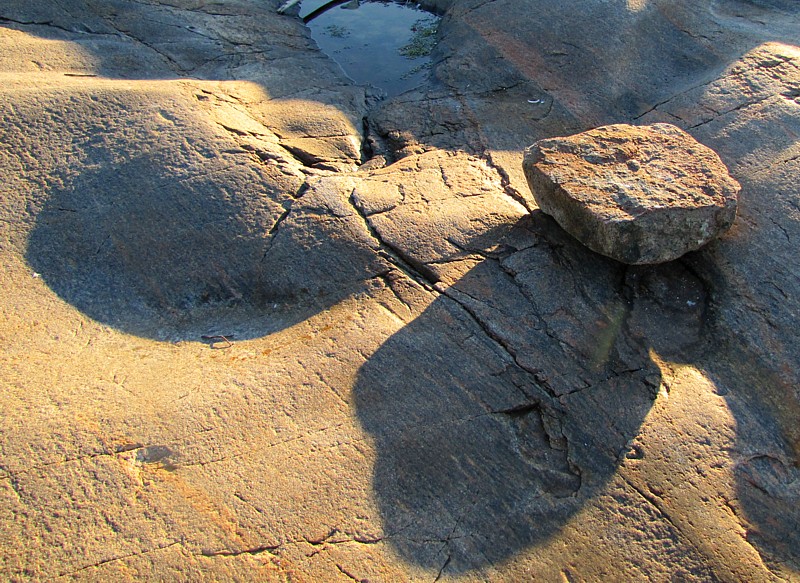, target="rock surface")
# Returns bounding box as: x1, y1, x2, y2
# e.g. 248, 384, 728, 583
523, 123, 740, 264
1, 1, 799, 582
